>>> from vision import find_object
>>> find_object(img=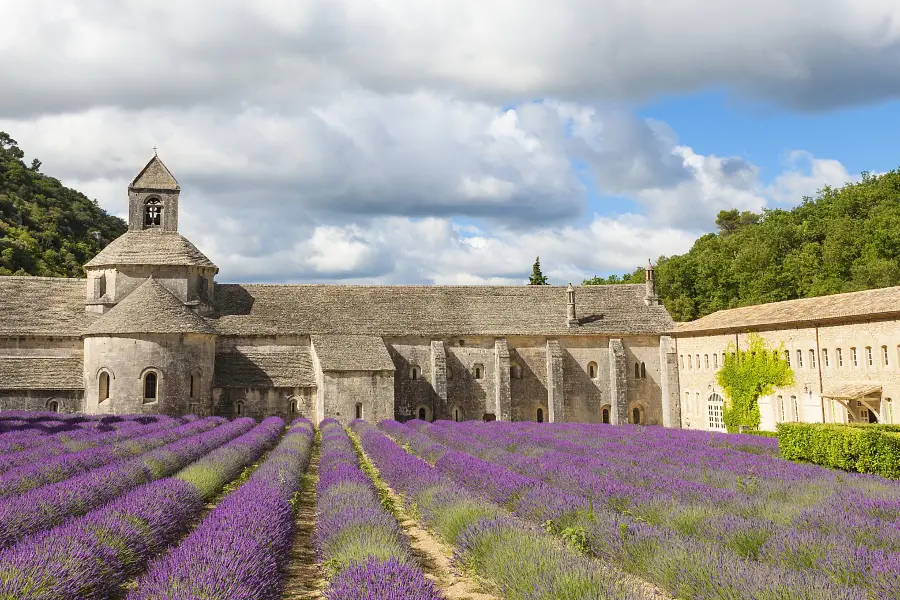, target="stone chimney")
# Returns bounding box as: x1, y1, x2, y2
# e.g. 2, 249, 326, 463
566, 283, 578, 327
645, 259, 659, 306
